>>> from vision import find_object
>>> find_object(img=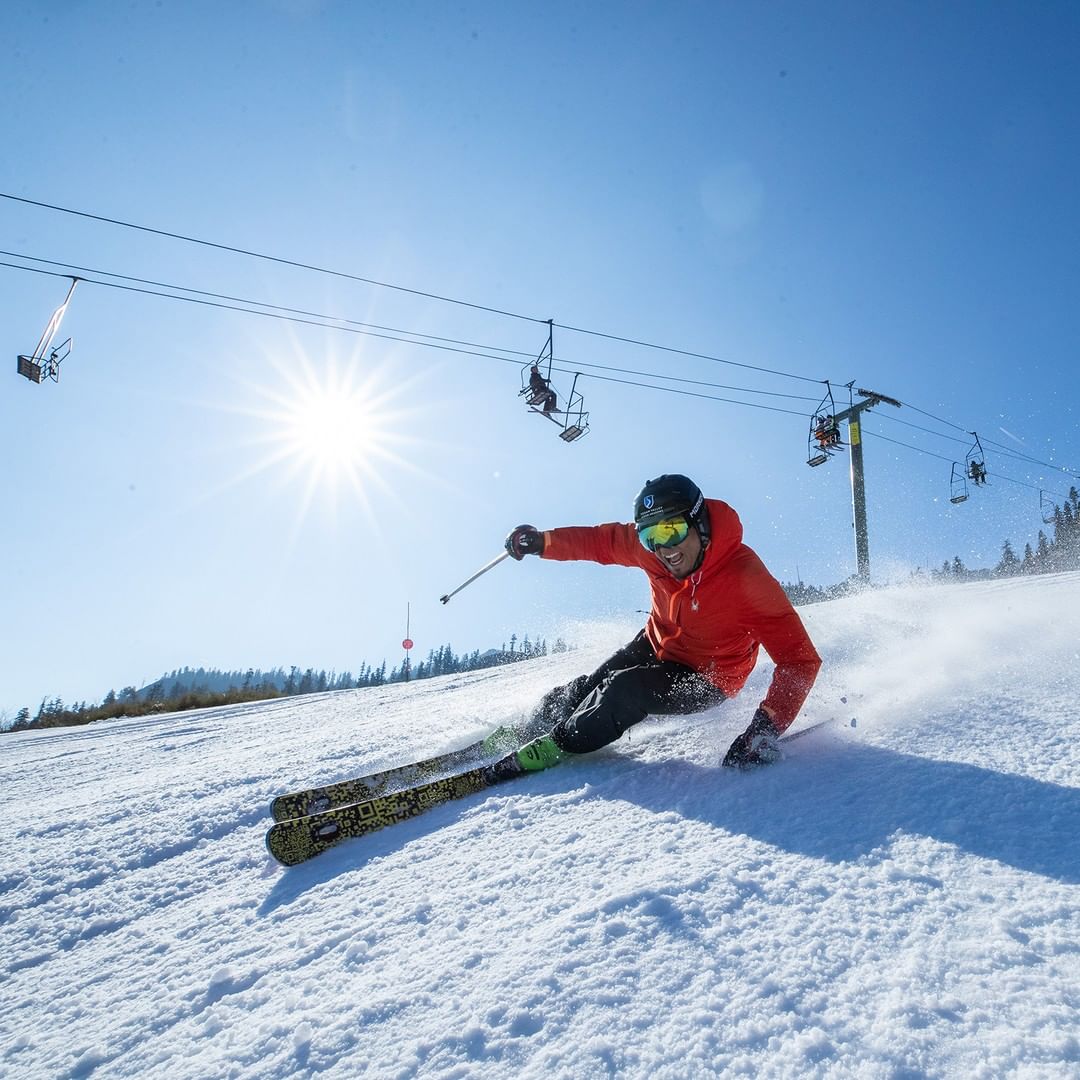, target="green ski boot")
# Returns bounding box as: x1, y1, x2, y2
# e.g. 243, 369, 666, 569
486, 734, 567, 781
516, 734, 566, 771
